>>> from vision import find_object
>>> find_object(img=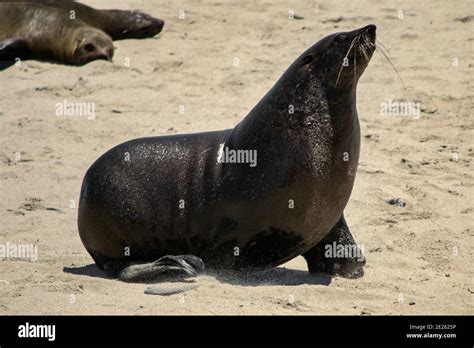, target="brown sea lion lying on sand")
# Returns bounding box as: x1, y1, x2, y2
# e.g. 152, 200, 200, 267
0, 0, 164, 69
